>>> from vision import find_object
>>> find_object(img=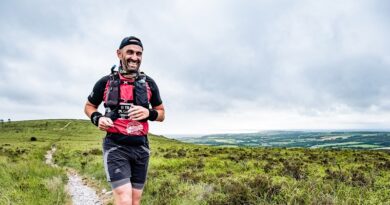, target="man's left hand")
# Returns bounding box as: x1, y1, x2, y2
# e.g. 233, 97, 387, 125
128, 105, 149, 121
